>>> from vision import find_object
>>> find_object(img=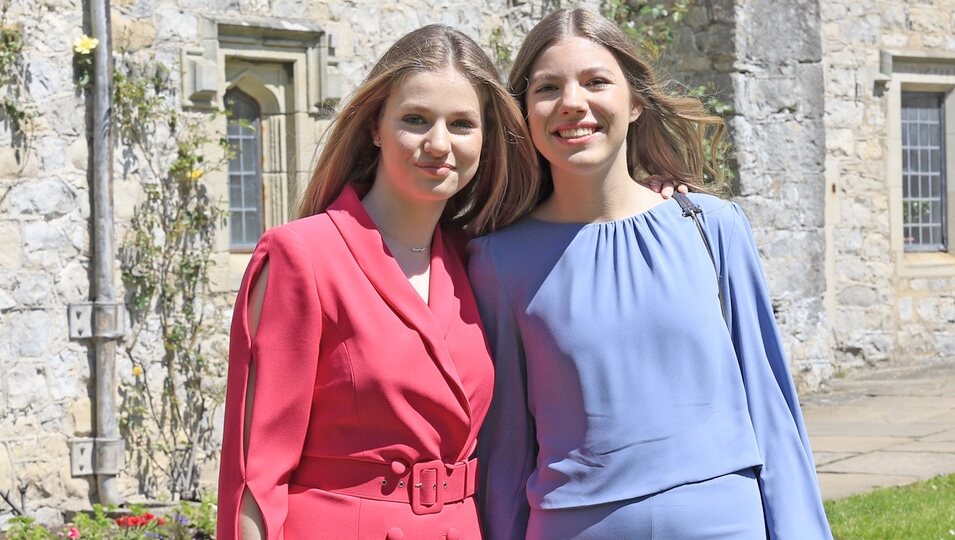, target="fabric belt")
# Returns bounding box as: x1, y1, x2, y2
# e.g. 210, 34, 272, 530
290, 456, 478, 515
